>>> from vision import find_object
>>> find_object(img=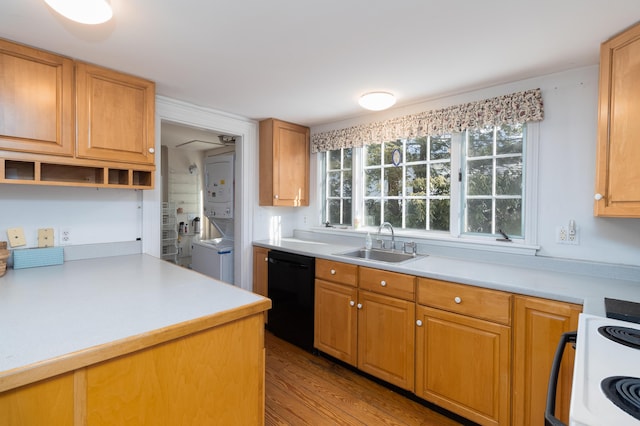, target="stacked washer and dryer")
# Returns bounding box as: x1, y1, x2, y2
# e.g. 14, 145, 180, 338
191, 153, 235, 284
